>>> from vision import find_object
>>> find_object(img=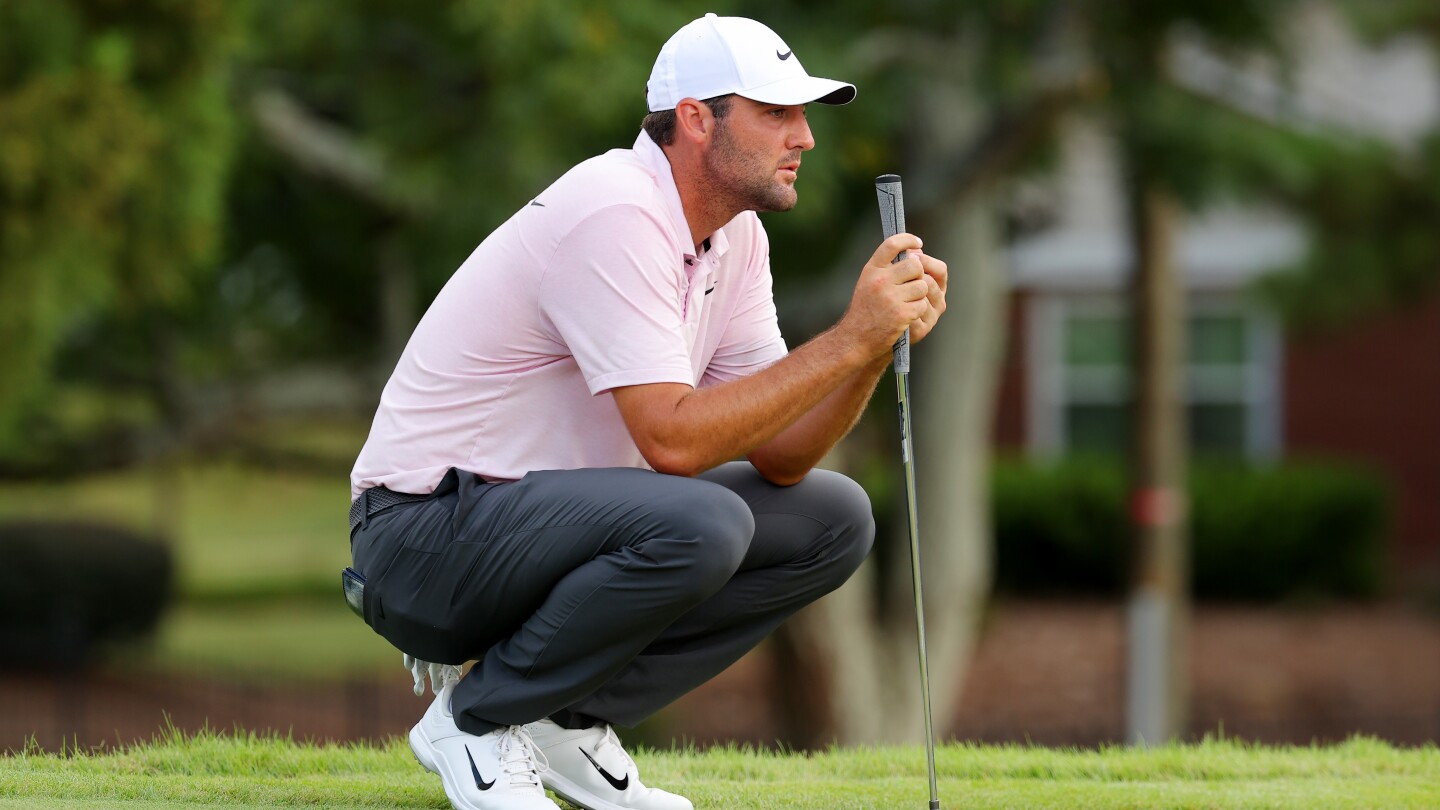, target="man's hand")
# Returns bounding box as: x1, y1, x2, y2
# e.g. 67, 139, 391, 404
838, 233, 948, 358
403, 653, 463, 696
